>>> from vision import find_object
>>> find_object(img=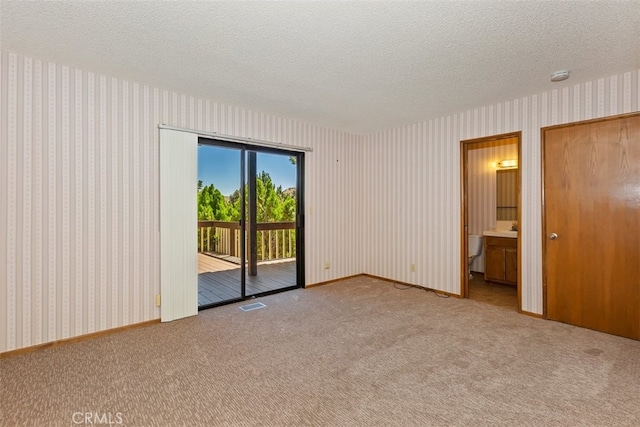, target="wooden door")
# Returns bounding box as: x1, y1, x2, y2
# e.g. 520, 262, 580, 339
543, 113, 640, 340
